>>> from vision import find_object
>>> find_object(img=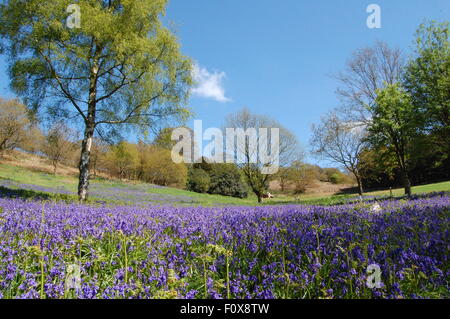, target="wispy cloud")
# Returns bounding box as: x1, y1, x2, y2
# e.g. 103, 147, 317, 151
191, 64, 230, 103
